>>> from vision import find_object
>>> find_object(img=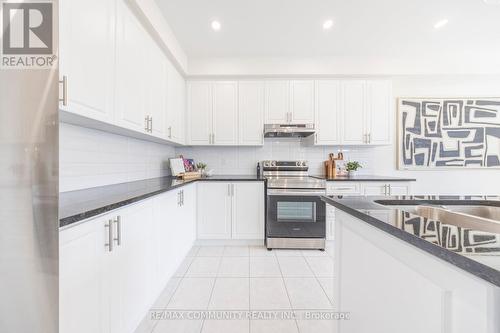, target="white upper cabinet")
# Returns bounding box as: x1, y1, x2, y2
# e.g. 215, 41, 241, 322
146, 40, 167, 138
212, 81, 238, 145
338, 80, 392, 146
264, 80, 314, 124
187, 81, 212, 145
59, 0, 115, 123
187, 81, 238, 145
166, 63, 186, 144
290, 80, 315, 123
114, 0, 147, 133
366, 80, 392, 145
341, 80, 366, 145
314, 80, 341, 145
265, 81, 290, 124
238, 81, 265, 145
